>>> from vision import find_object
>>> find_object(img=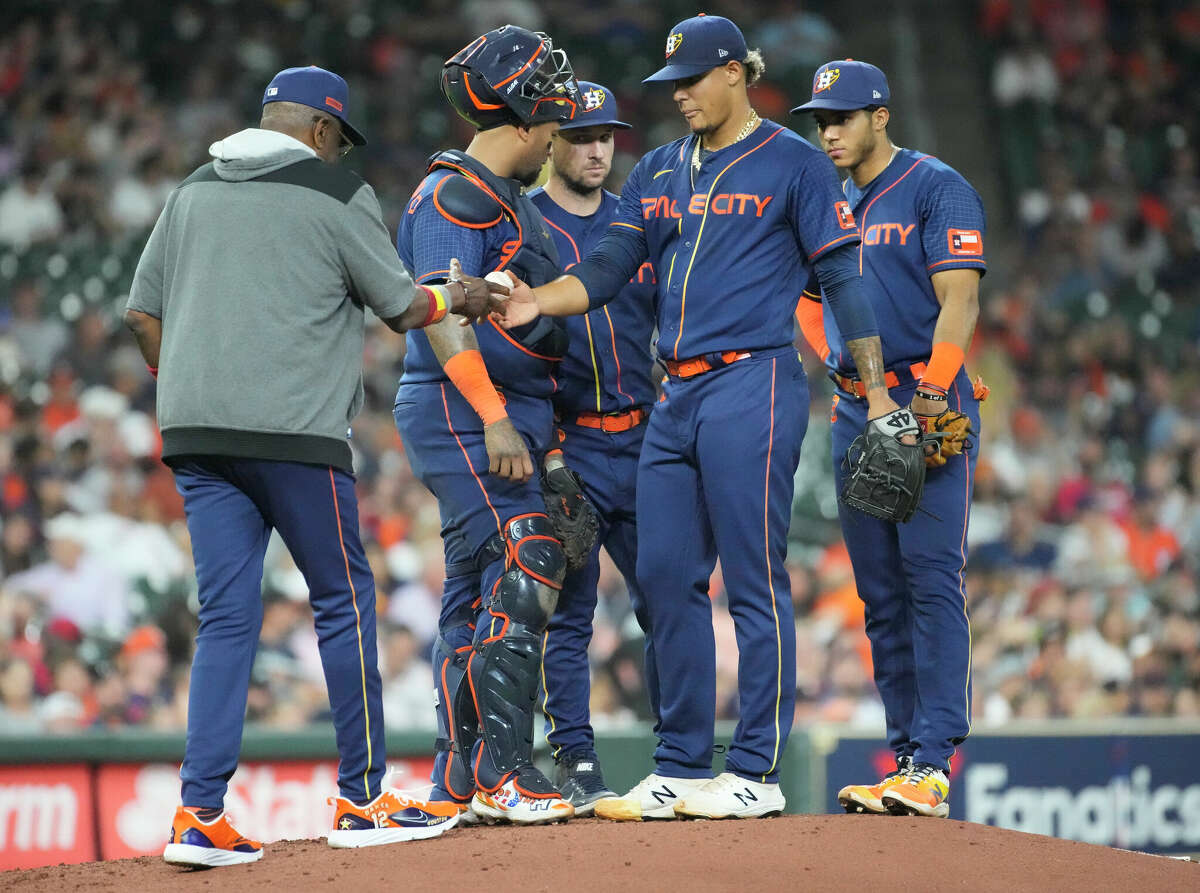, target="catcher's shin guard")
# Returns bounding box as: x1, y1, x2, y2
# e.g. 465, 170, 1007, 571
471, 514, 566, 791
432, 625, 479, 802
